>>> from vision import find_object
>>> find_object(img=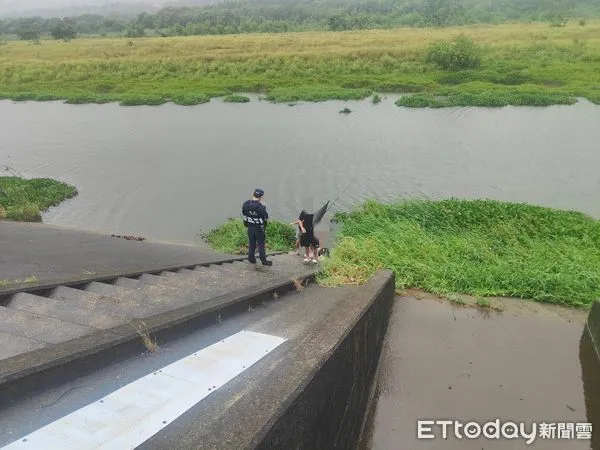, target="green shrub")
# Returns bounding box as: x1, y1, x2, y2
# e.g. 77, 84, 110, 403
223, 94, 250, 103
426, 35, 482, 71
6, 203, 41, 221
172, 94, 210, 105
